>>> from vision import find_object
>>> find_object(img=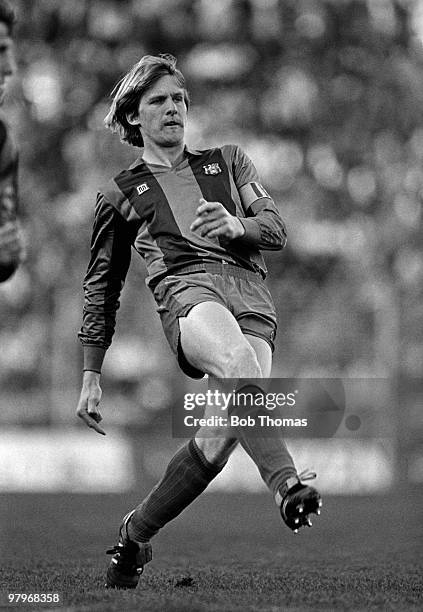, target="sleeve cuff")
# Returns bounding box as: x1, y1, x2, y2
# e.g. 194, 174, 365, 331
83, 345, 106, 373
237, 217, 261, 245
